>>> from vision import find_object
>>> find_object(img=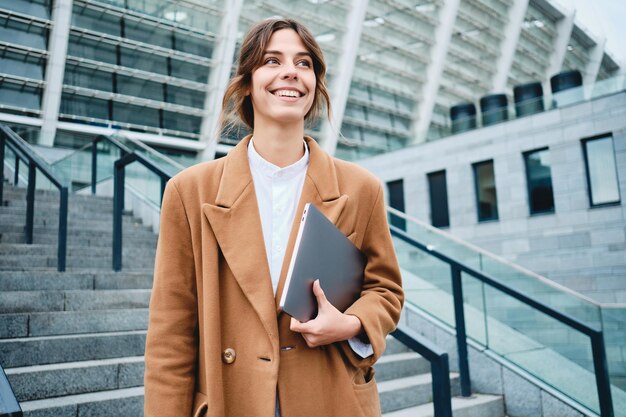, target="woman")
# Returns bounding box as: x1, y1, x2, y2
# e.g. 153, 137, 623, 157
144, 18, 404, 417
